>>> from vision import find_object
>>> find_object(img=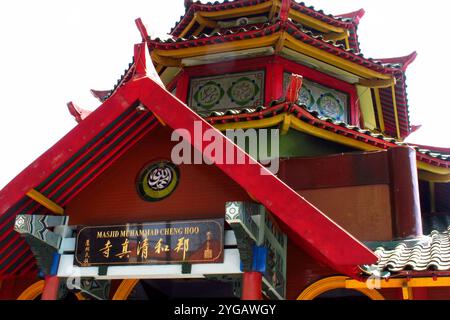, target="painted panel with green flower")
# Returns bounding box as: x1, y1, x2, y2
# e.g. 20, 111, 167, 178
189, 70, 265, 112
283, 73, 349, 122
